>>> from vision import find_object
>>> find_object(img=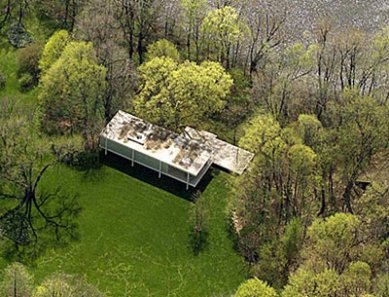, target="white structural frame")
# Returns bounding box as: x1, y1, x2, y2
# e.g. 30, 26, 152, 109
100, 137, 213, 189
